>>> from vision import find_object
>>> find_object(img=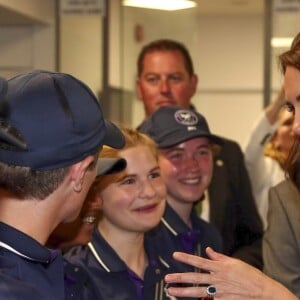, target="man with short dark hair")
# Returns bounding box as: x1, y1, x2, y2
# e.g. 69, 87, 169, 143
0, 70, 125, 299
137, 39, 263, 269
